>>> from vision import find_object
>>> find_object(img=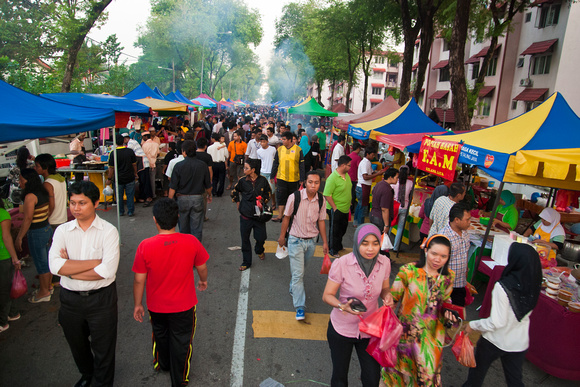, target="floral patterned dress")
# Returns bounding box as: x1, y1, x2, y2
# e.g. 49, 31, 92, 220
382, 263, 455, 386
